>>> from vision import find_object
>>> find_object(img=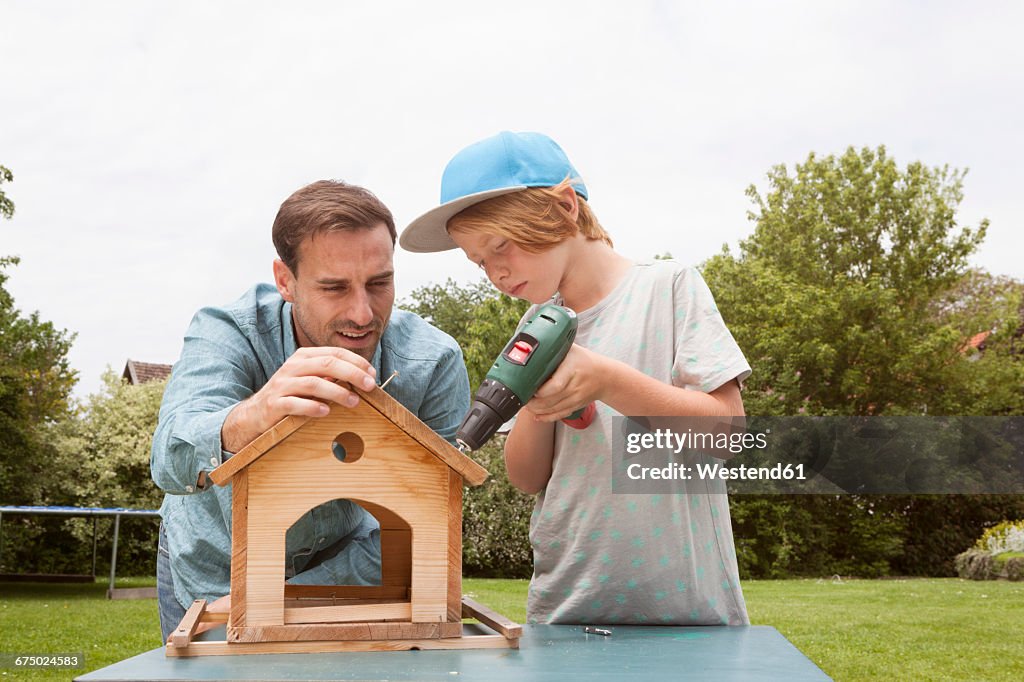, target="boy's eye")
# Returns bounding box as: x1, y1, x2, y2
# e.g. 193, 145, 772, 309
494, 240, 508, 252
